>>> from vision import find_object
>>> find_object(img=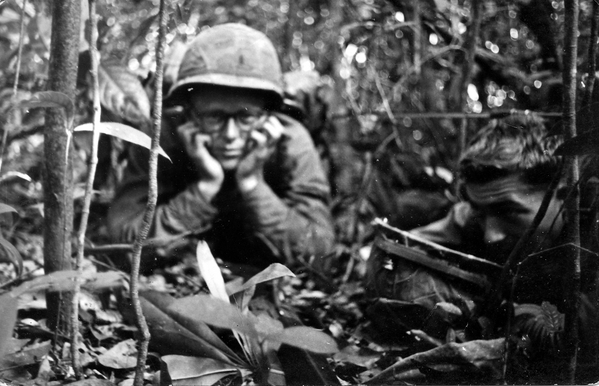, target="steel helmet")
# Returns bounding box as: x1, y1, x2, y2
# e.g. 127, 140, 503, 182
167, 23, 284, 108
